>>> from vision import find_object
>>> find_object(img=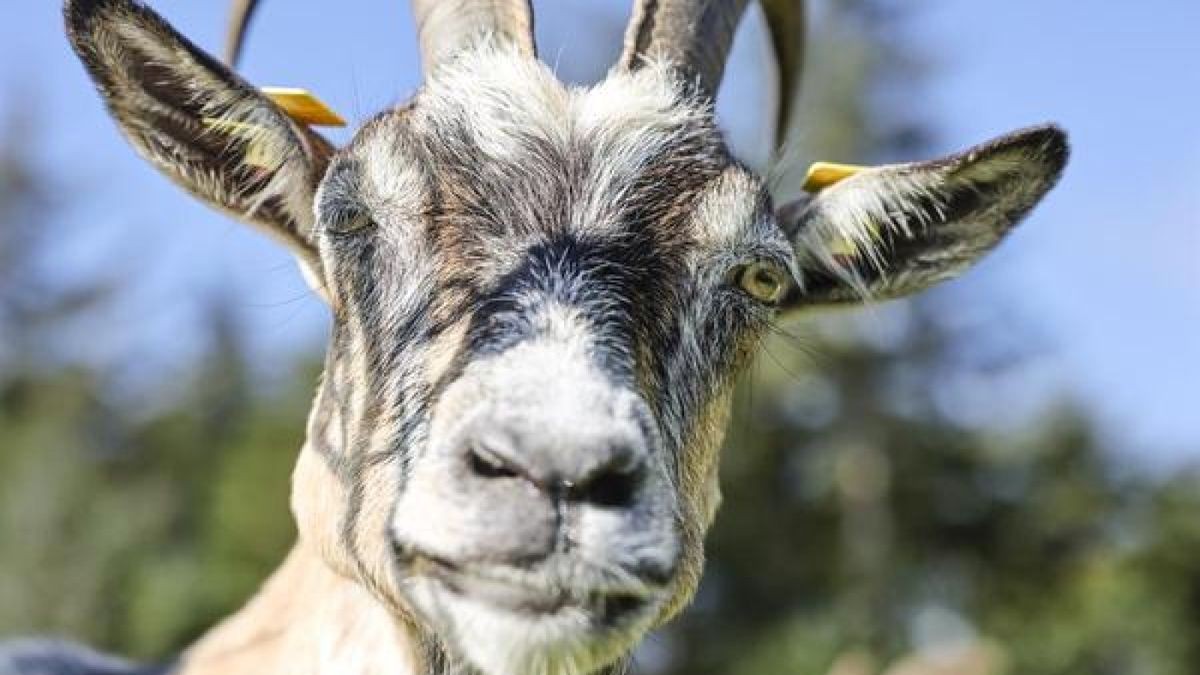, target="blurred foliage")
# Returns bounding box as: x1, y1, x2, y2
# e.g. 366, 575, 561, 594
0, 111, 308, 656
2, 2, 1199, 674
654, 303, 1200, 675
